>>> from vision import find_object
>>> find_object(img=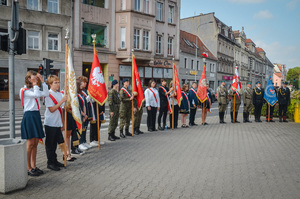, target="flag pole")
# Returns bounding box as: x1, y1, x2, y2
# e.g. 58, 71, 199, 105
233, 94, 236, 123
131, 50, 135, 137
92, 34, 101, 150
268, 104, 270, 122
64, 28, 69, 168
172, 58, 175, 130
